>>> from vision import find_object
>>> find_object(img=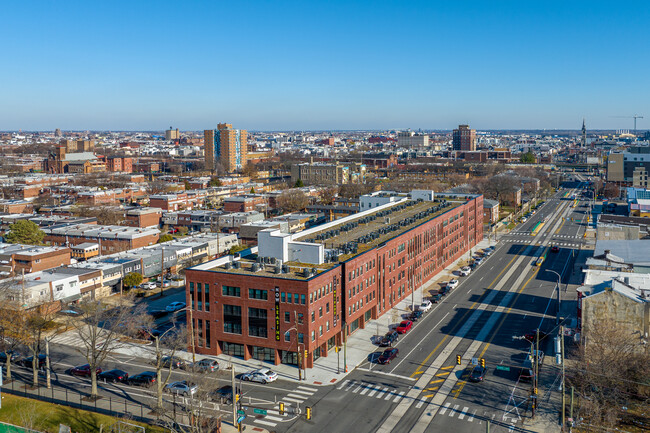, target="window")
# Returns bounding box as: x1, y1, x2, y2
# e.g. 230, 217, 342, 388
285, 332, 291, 342
223, 305, 242, 334
294, 294, 299, 304
301, 294, 306, 305
205, 320, 210, 349
222, 286, 241, 297
326, 321, 330, 331
287, 293, 292, 303
55, 285, 63, 292
204, 284, 210, 312
281, 292, 286, 302
298, 313, 304, 324
311, 331, 315, 341
310, 293, 313, 303
319, 307, 323, 317
285, 312, 290, 323
248, 289, 268, 300
311, 311, 315, 322
298, 333, 304, 344
189, 282, 194, 290
248, 308, 268, 338
319, 325, 323, 336
326, 302, 330, 313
